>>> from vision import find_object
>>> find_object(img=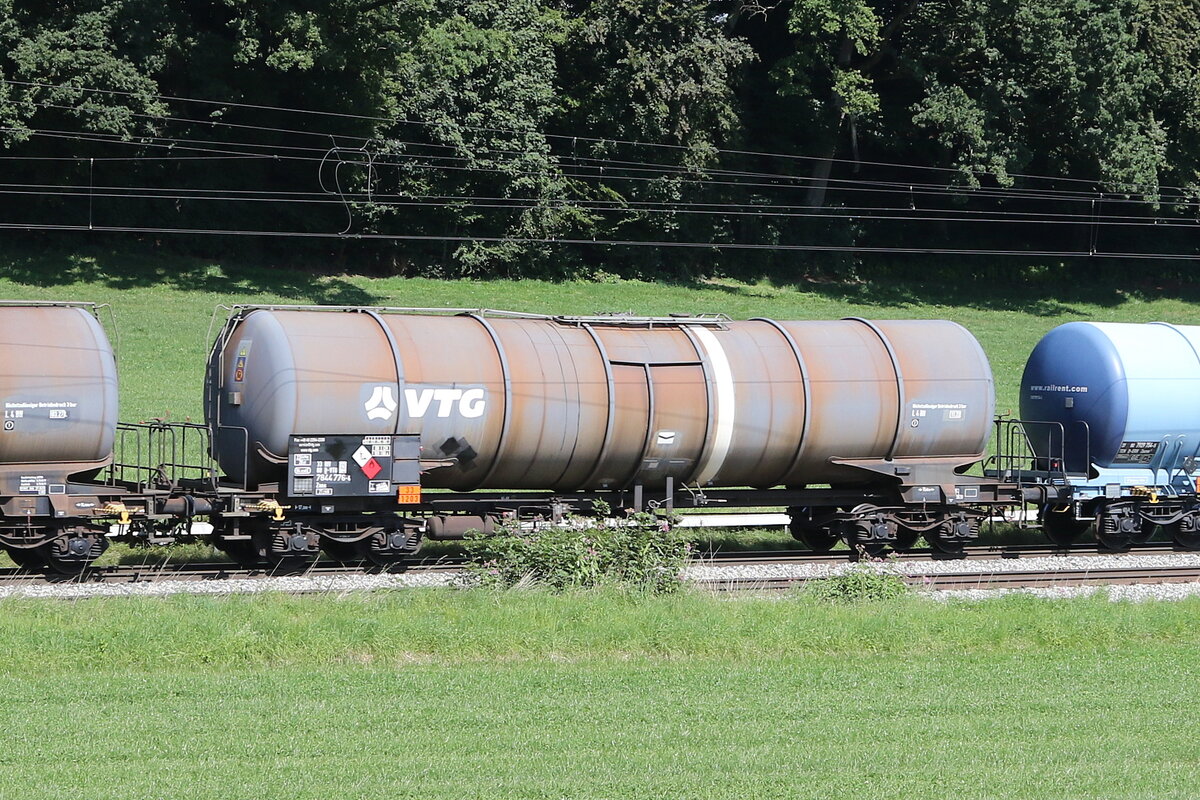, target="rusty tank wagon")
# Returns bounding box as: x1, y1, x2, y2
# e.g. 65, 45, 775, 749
203, 306, 1026, 562
0, 302, 119, 570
